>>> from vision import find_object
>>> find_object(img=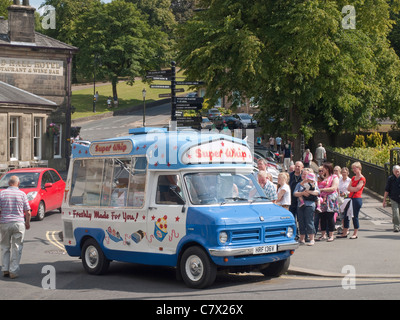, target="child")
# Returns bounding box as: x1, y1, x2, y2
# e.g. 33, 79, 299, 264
299, 172, 322, 212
